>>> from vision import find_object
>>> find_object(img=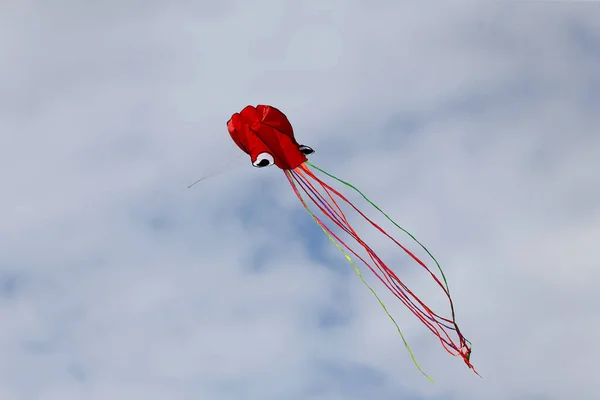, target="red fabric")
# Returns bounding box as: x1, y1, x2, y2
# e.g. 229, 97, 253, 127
227, 105, 307, 170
